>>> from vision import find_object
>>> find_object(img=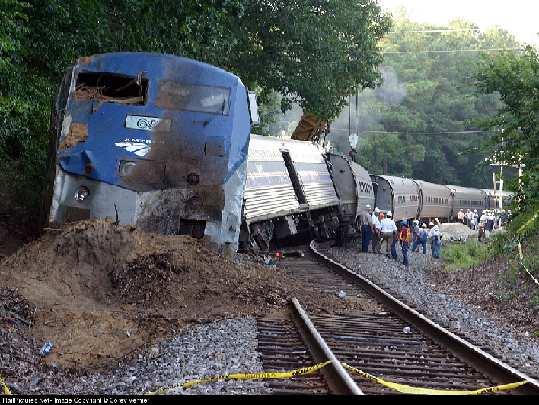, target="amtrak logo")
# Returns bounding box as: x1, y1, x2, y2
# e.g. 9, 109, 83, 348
115, 140, 151, 157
